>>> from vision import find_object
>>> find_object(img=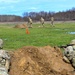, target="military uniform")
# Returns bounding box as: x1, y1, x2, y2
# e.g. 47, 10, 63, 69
0, 50, 10, 70
0, 39, 10, 75
40, 17, 44, 27
0, 68, 9, 75
63, 39, 75, 68
70, 39, 75, 68
51, 17, 54, 26
28, 17, 33, 28
0, 39, 3, 49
